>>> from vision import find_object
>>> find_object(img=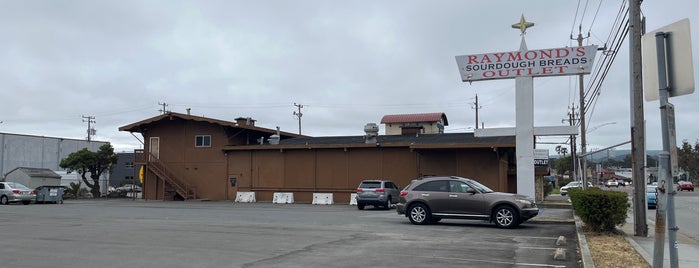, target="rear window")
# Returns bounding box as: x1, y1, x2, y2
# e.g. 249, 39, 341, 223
359, 182, 382, 188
